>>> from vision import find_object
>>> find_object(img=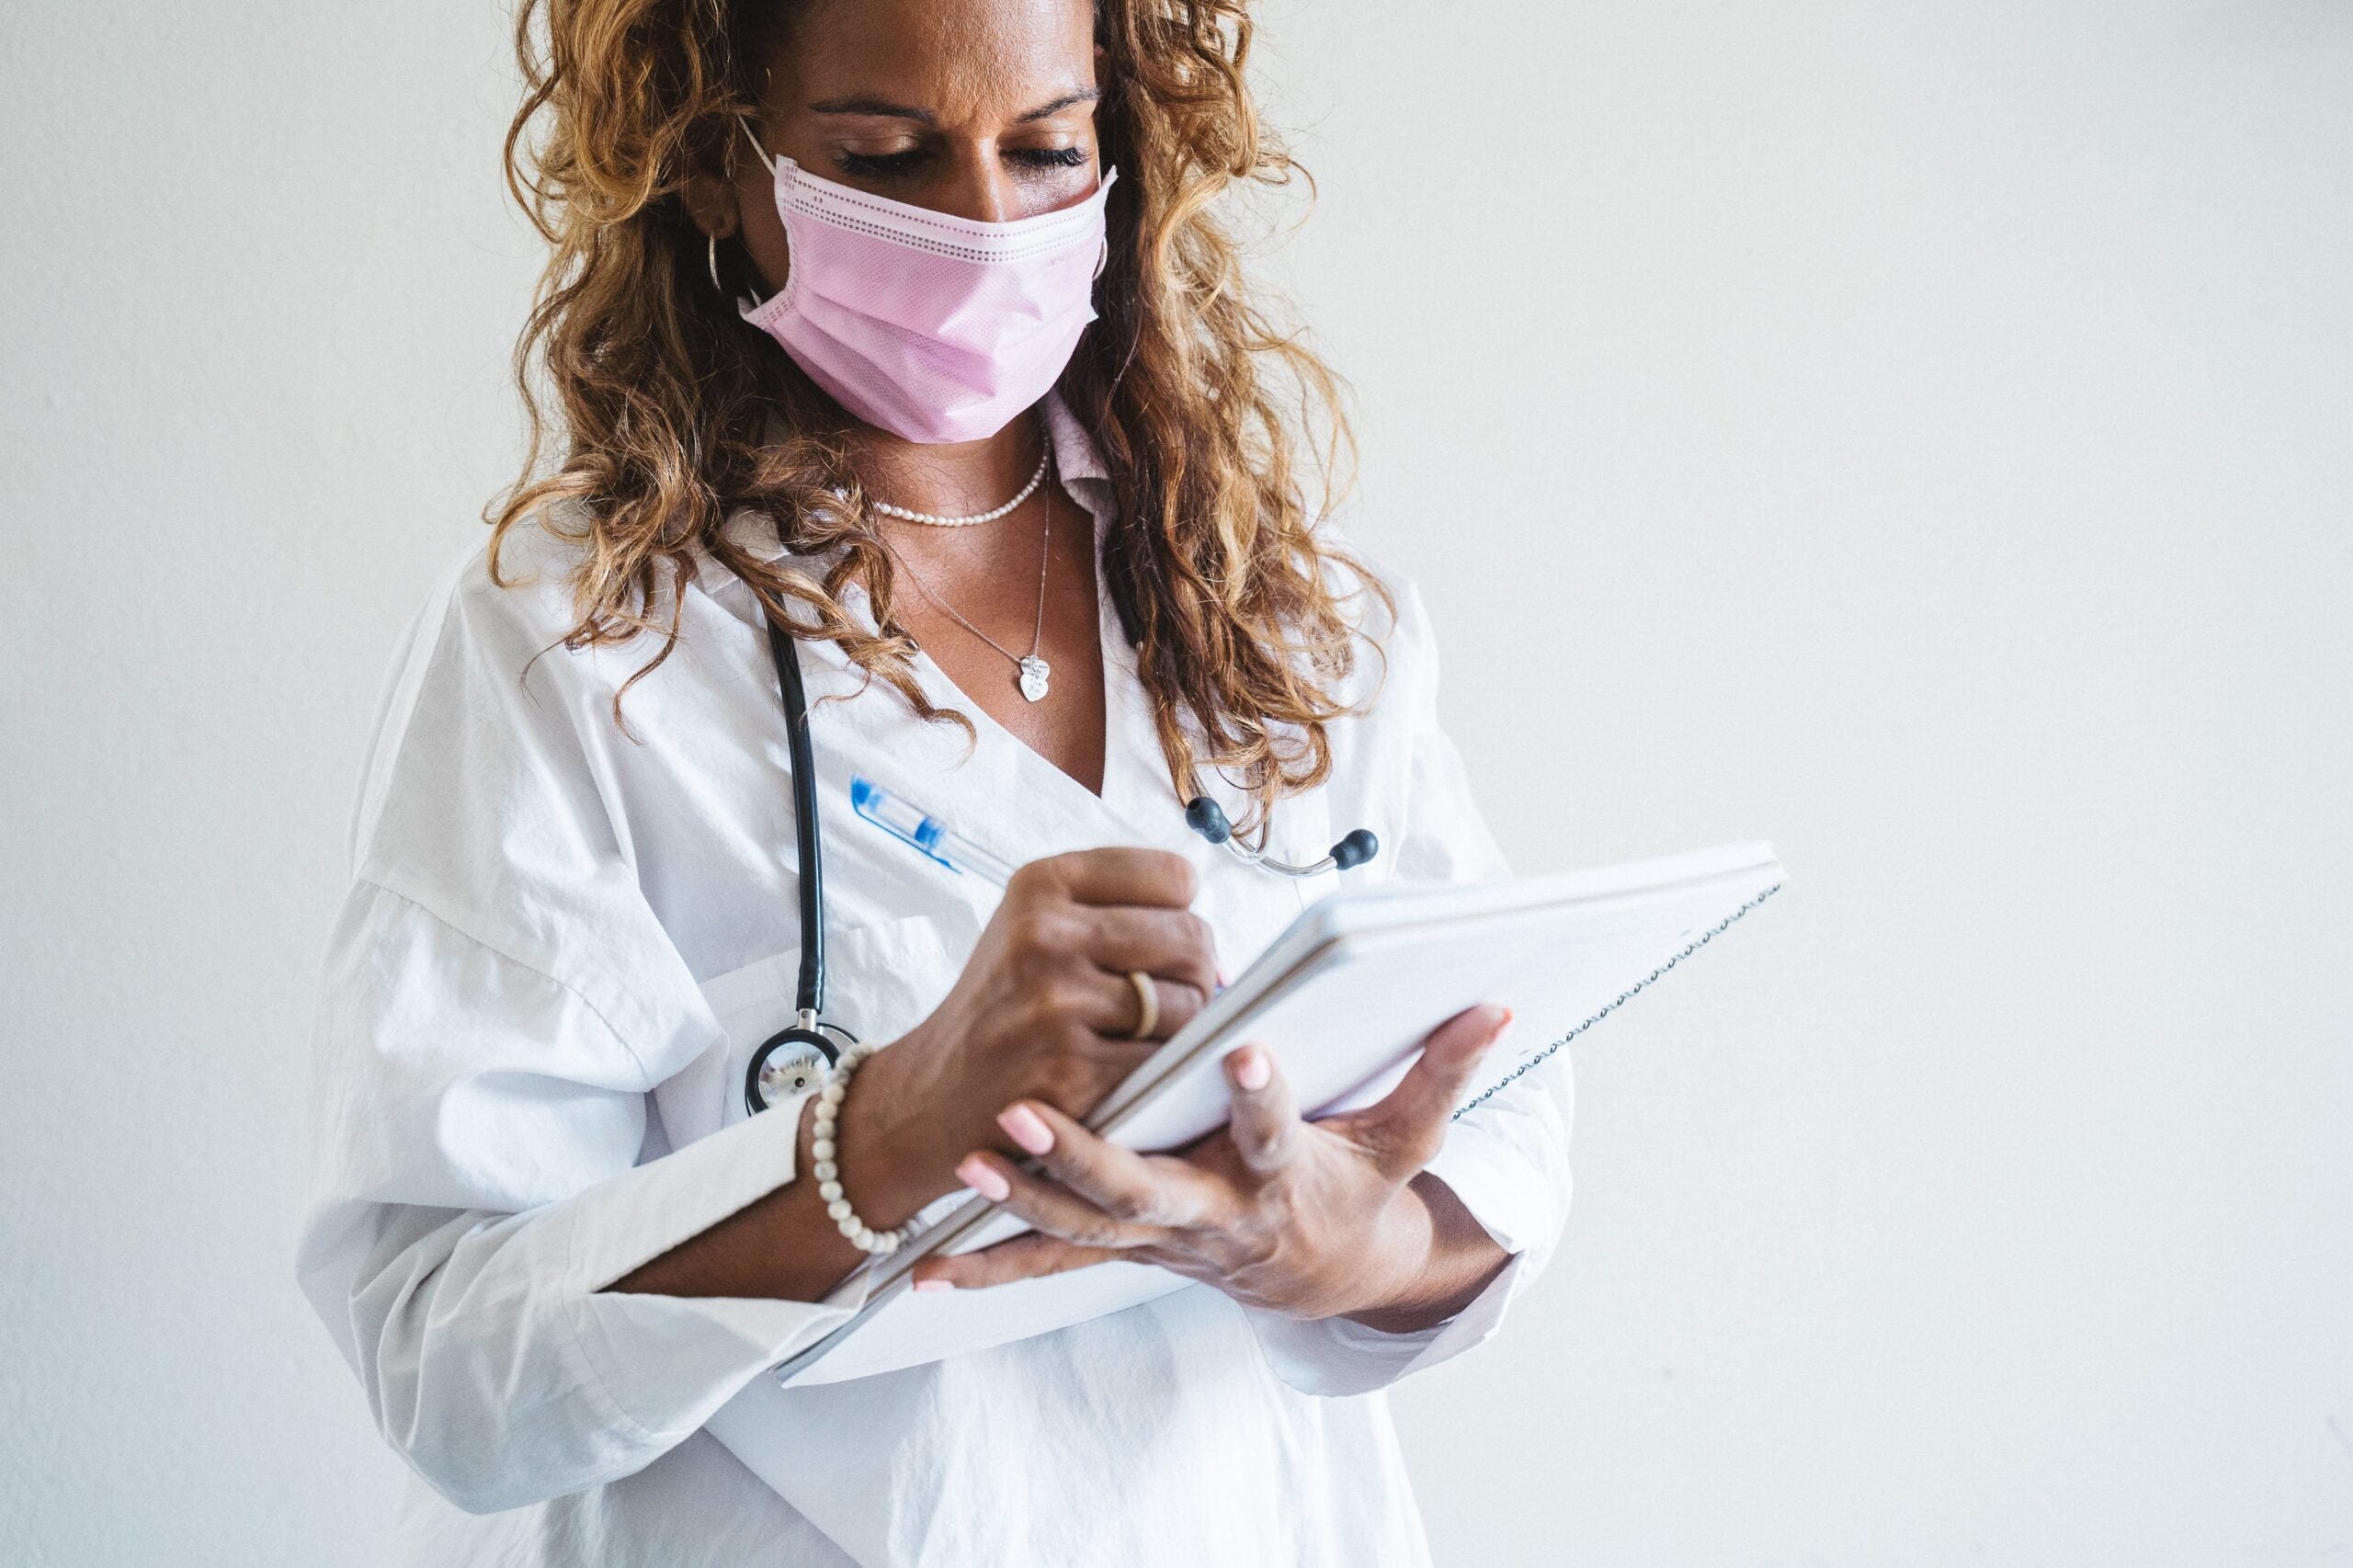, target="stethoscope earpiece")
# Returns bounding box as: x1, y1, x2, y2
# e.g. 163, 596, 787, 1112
1183, 796, 1381, 879
1330, 828, 1381, 871
1184, 795, 1234, 845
